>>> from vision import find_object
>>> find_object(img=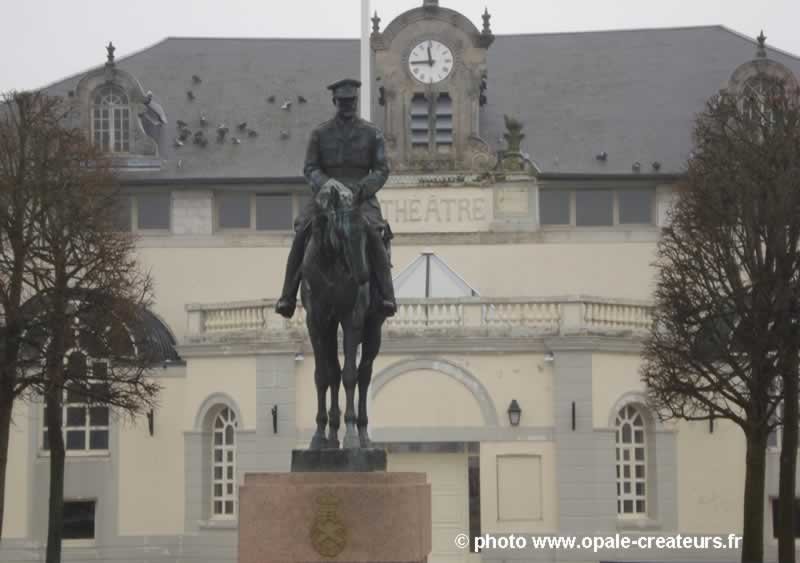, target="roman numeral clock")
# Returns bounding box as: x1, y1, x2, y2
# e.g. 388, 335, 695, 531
408, 40, 454, 84
371, 1, 494, 173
